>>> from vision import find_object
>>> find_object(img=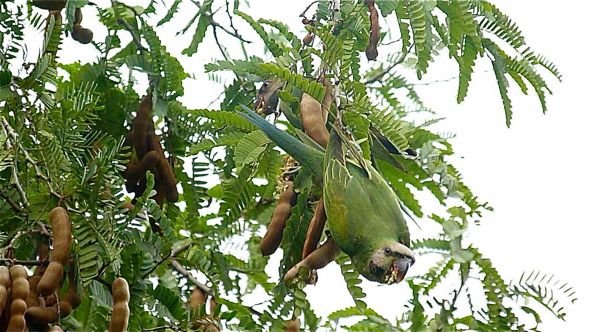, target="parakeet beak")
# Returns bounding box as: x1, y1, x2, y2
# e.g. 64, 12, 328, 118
254, 80, 281, 114
254, 95, 265, 110
392, 256, 413, 283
